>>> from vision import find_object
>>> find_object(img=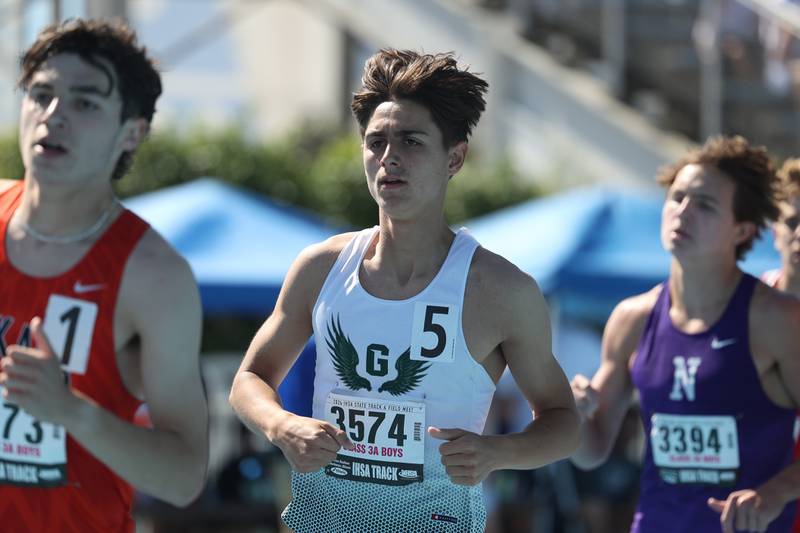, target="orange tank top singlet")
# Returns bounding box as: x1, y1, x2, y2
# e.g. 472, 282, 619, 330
0, 181, 149, 532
